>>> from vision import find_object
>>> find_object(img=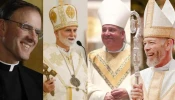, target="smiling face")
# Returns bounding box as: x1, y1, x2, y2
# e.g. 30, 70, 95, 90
1, 7, 41, 62
101, 24, 125, 51
143, 37, 171, 67
55, 26, 77, 50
